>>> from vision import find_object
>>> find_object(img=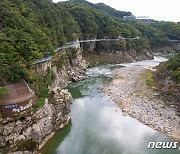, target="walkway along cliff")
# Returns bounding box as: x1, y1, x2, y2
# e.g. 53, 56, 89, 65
0, 43, 87, 152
